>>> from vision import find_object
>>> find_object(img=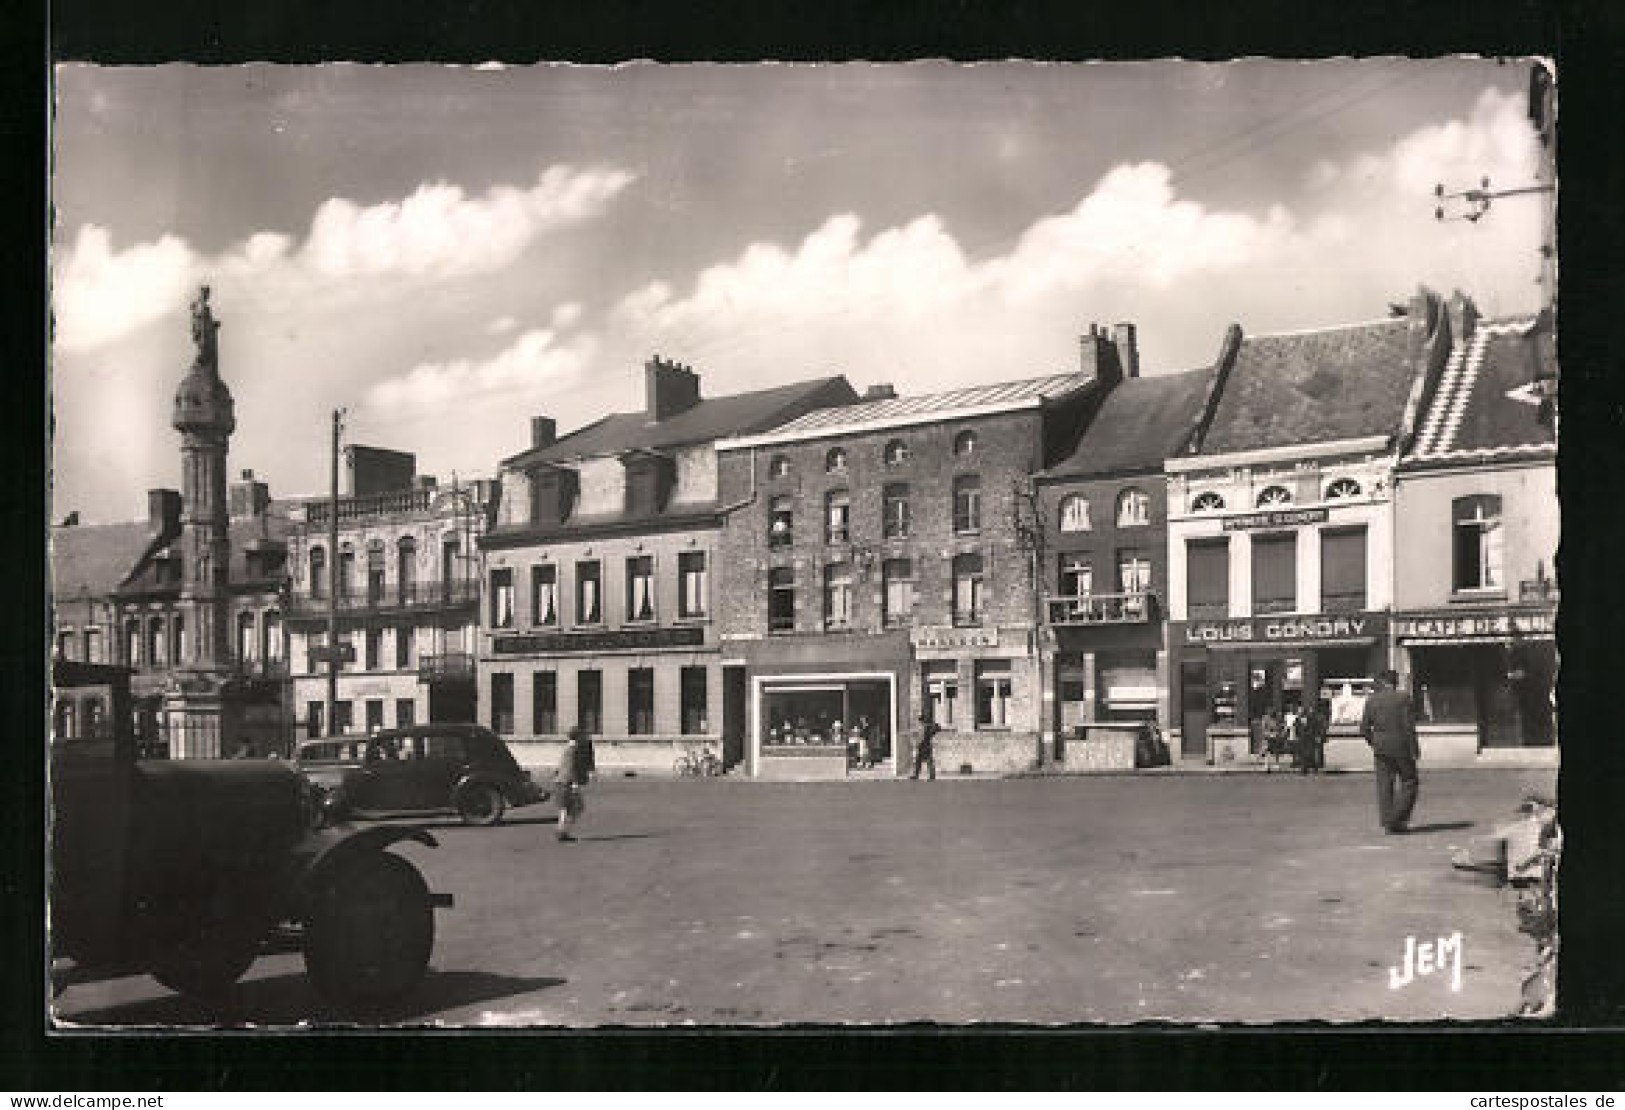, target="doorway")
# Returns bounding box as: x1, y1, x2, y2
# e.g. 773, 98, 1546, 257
722, 666, 747, 769
1179, 659, 1208, 758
